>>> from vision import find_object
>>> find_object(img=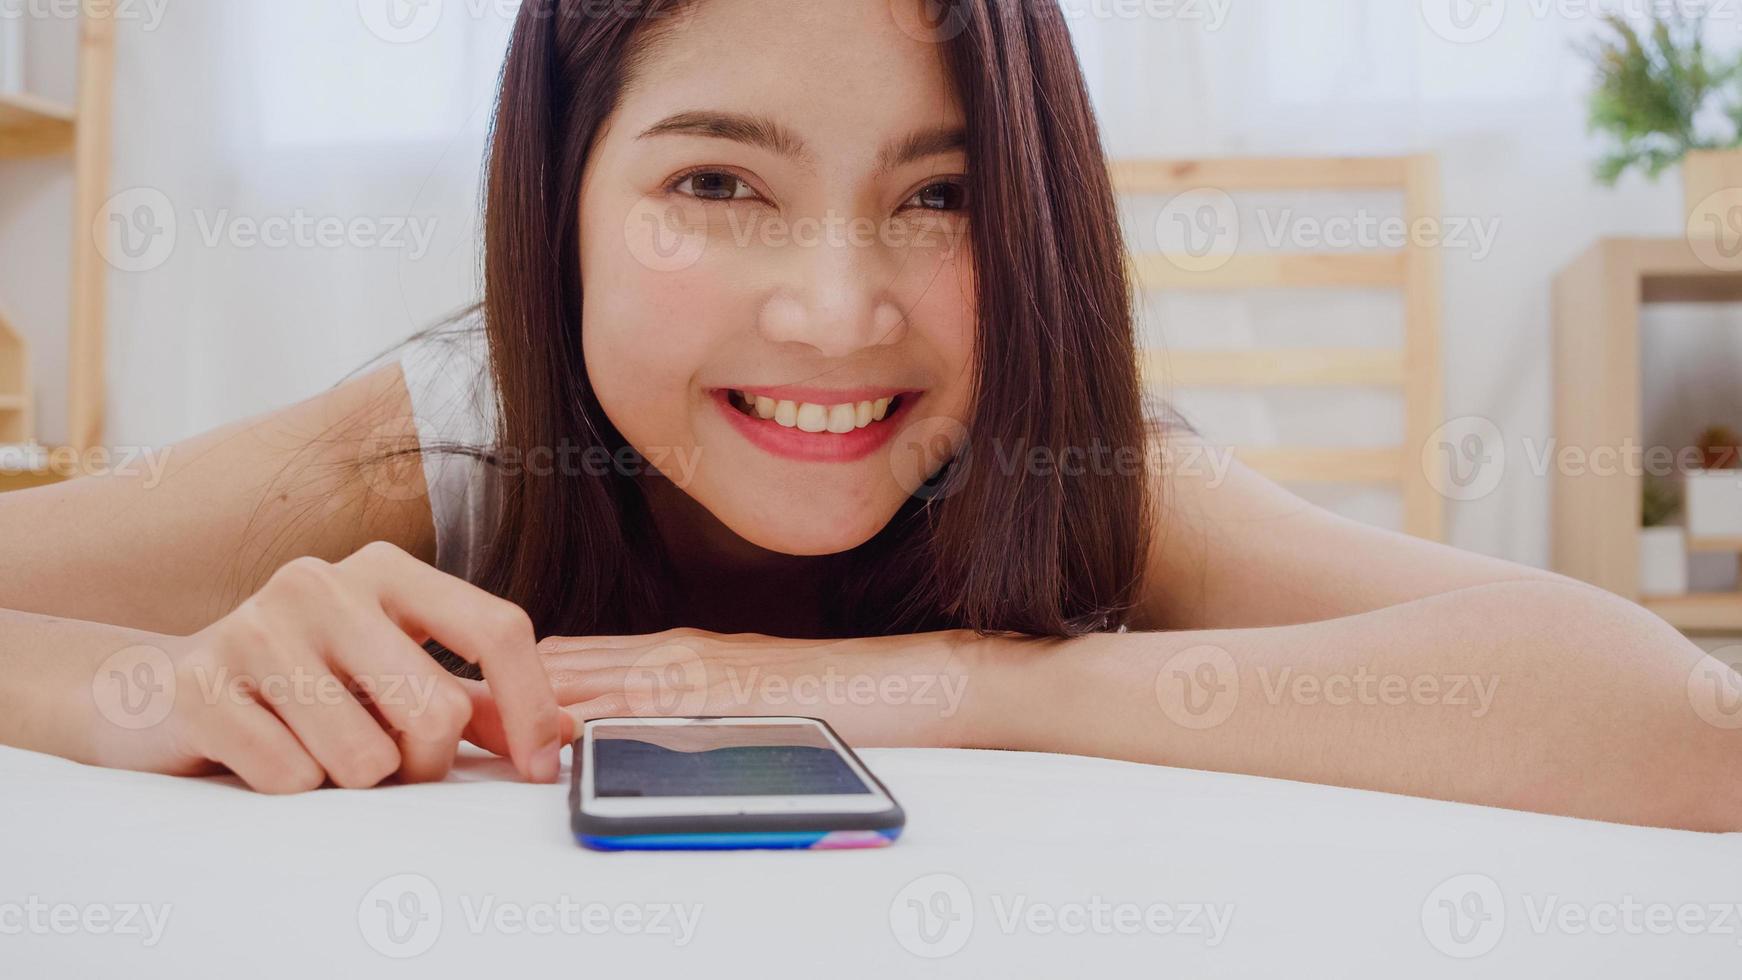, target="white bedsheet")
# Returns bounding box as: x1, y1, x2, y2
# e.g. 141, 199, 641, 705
2, 743, 1737, 978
